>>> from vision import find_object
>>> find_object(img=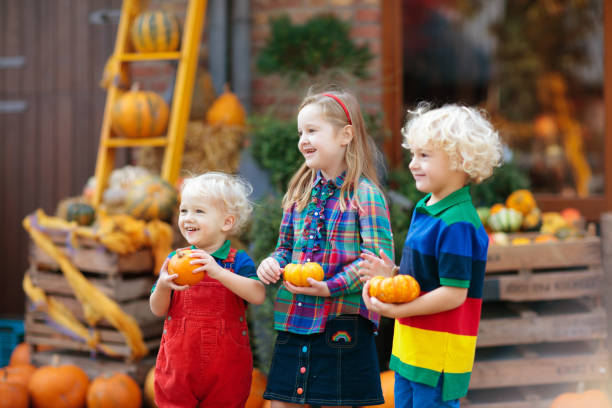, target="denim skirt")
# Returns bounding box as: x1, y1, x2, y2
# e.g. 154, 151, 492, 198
263, 315, 384, 406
